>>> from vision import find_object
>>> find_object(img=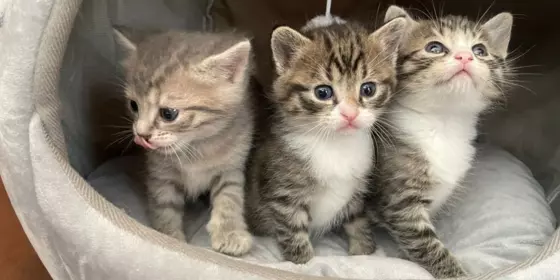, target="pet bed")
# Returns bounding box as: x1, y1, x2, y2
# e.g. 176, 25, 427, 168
1, 0, 560, 279
87, 146, 555, 279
